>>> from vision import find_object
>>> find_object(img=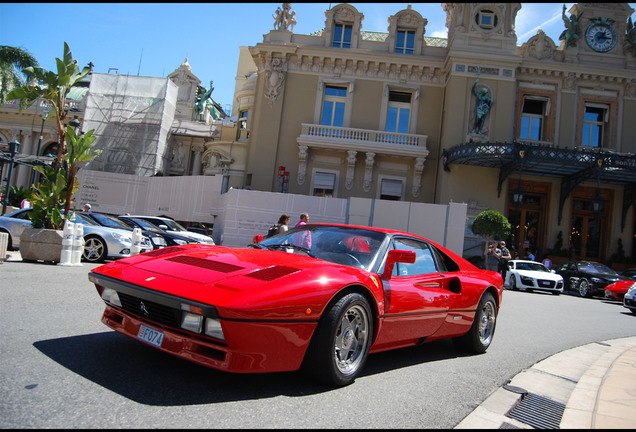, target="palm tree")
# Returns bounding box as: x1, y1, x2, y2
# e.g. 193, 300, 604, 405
0, 45, 39, 104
